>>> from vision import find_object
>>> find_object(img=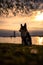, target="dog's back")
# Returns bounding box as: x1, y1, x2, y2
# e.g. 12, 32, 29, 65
19, 23, 32, 46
